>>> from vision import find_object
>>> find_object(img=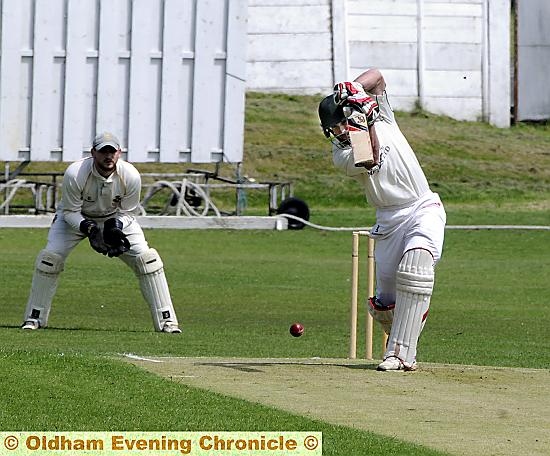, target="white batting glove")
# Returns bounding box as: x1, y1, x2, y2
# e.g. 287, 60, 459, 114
361, 97, 380, 126
333, 81, 371, 106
